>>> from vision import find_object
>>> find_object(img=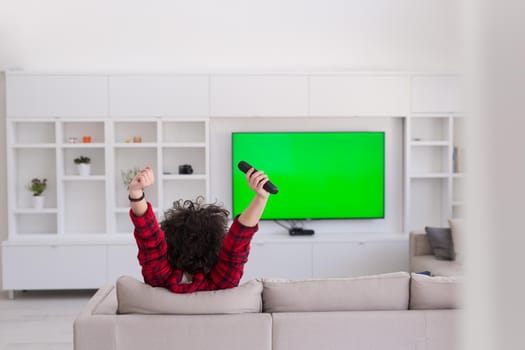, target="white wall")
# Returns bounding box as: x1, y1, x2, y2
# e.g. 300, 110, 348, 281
0, 0, 460, 72
210, 117, 403, 234
0, 1, 460, 289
